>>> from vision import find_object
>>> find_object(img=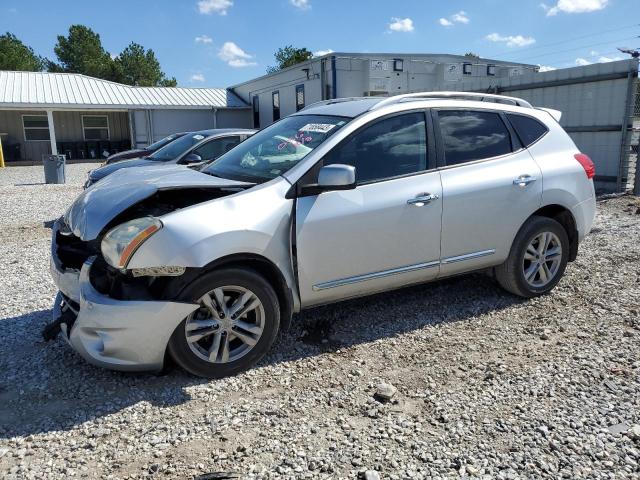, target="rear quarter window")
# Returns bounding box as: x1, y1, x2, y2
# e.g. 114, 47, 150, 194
507, 114, 548, 147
